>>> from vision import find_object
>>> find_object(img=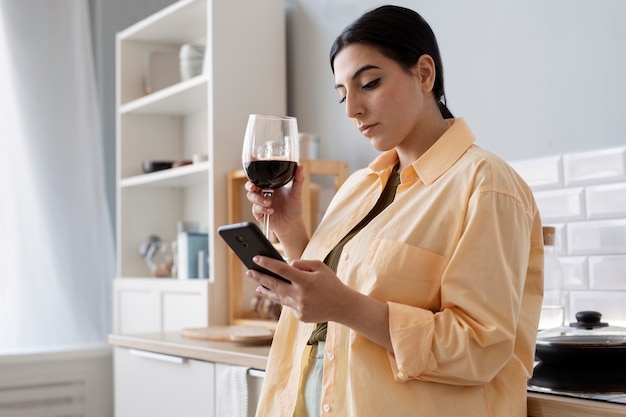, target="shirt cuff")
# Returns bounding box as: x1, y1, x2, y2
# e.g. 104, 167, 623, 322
386, 301, 437, 381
